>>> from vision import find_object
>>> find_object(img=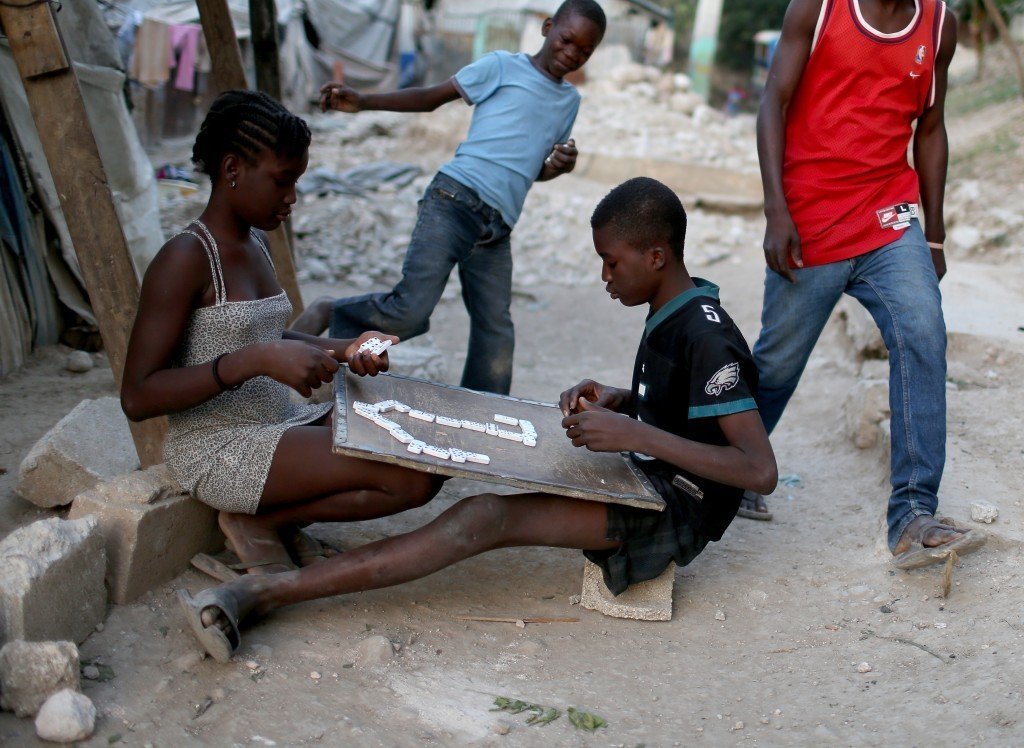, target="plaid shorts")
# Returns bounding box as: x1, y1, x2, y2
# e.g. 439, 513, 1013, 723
583, 472, 710, 596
